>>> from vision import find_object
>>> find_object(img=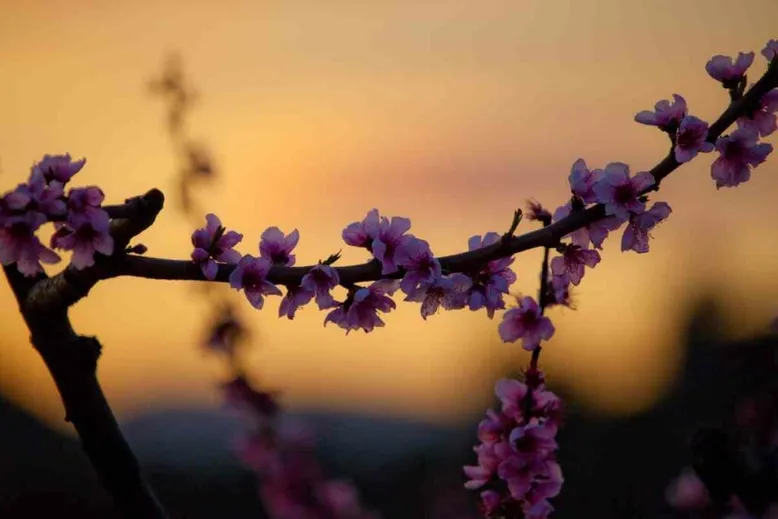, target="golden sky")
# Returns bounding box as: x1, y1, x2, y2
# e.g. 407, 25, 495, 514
1, 0, 777, 432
